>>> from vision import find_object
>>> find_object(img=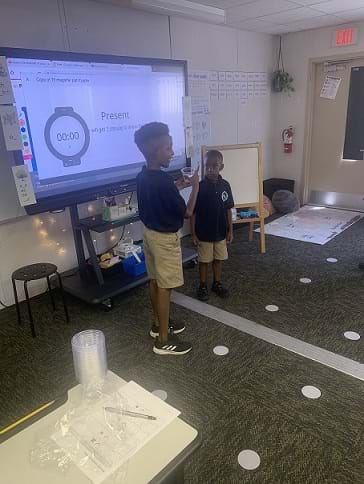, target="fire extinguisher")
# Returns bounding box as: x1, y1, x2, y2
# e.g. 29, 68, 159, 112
282, 126, 294, 153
